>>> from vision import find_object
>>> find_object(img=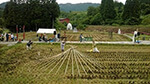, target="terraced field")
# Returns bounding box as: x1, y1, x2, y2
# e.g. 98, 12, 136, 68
0, 44, 150, 84
15, 31, 130, 41
63, 31, 130, 41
